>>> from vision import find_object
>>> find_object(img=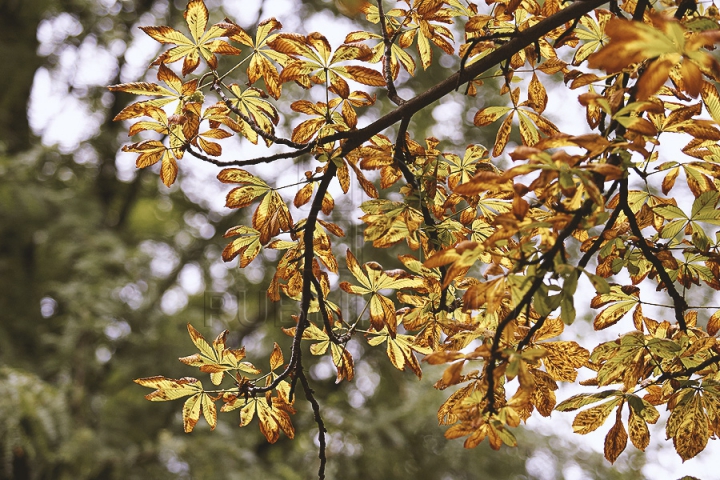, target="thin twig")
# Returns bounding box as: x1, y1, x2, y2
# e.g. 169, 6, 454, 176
486, 199, 595, 412
187, 143, 313, 167
212, 80, 309, 149
318, 0, 611, 153
392, 116, 450, 312
377, 0, 406, 105
298, 369, 328, 480
654, 354, 720, 383
310, 275, 351, 344
618, 178, 688, 330
578, 195, 620, 269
